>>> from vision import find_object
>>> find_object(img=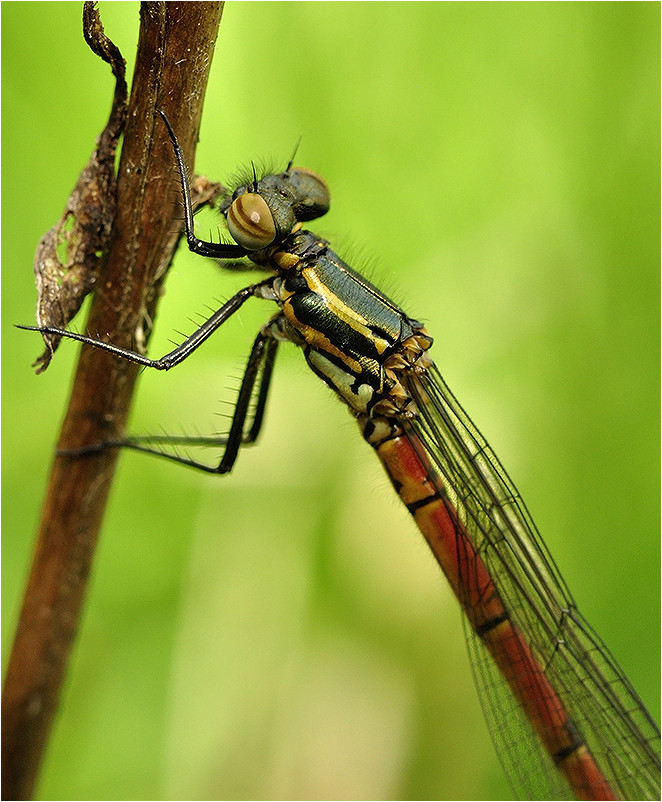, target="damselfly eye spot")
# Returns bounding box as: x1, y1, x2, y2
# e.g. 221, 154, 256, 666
227, 192, 276, 250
